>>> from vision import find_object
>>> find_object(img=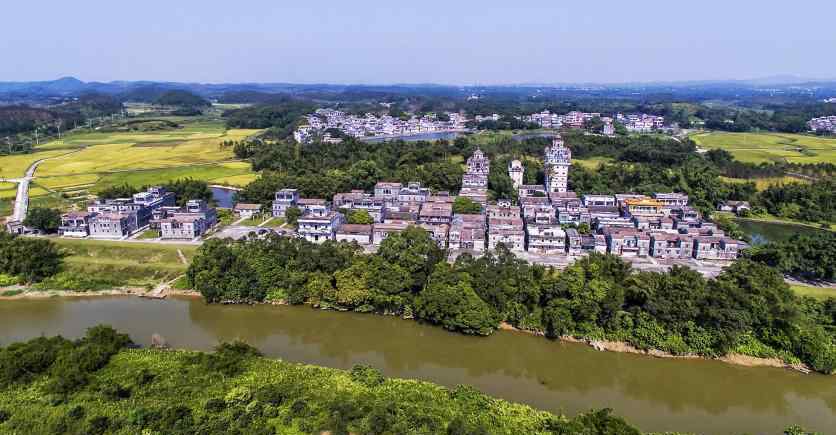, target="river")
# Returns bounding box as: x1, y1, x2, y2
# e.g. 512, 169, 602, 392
0, 296, 833, 434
